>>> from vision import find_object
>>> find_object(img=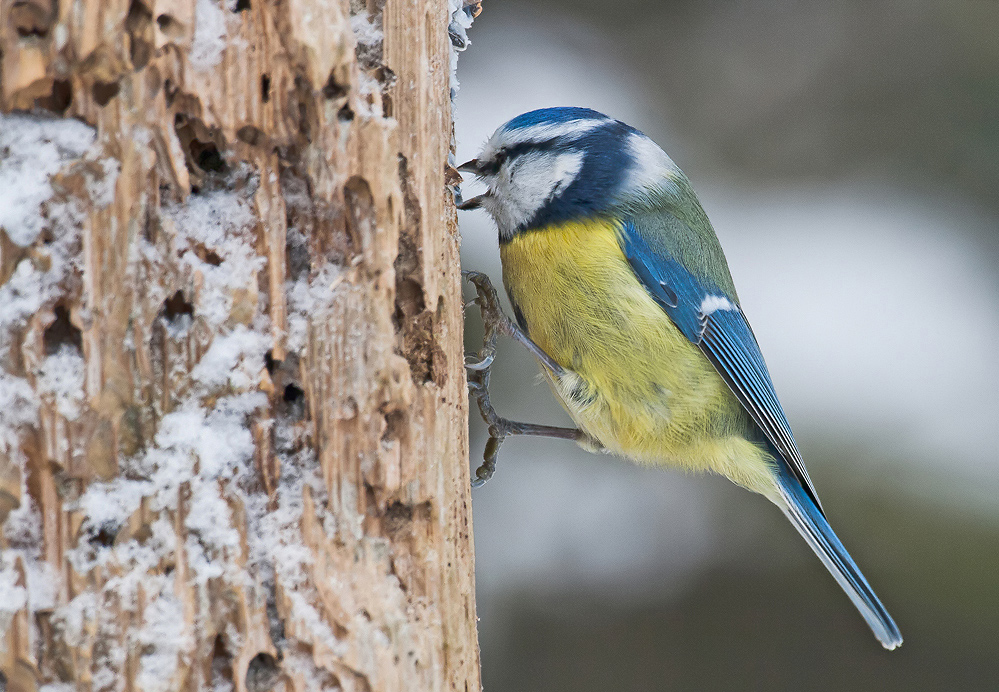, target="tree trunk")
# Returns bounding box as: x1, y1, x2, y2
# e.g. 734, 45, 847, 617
0, 0, 480, 690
